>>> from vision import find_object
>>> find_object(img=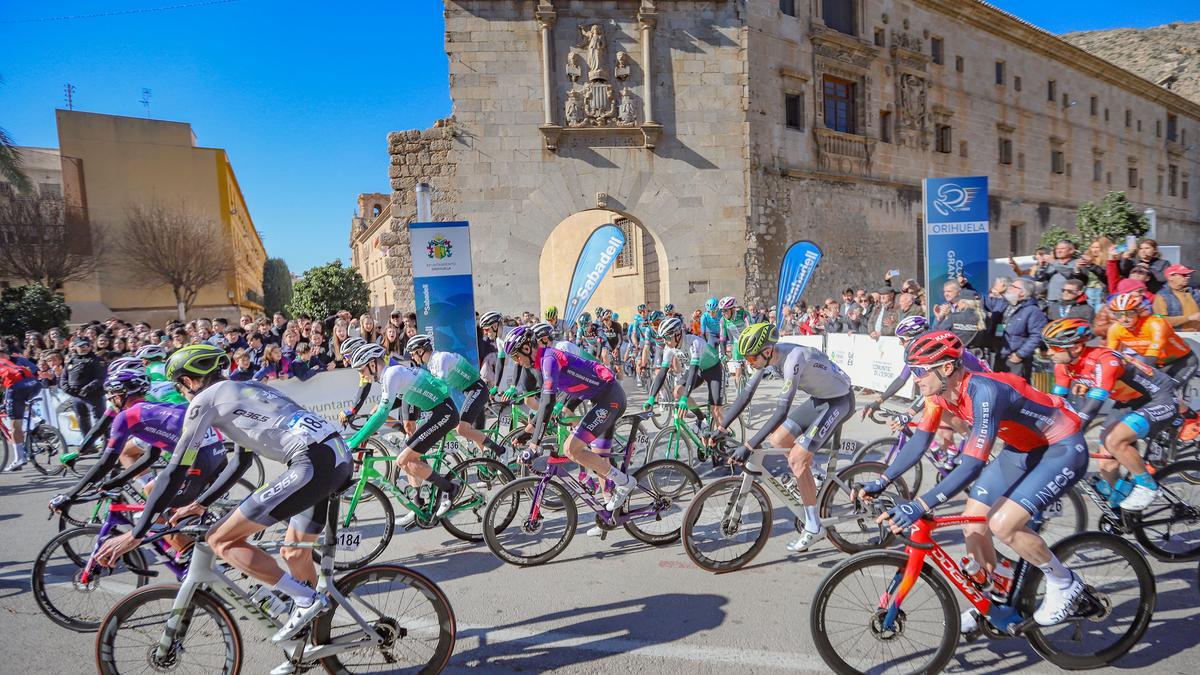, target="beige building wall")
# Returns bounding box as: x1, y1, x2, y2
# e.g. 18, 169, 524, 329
55, 110, 266, 322
349, 193, 397, 317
